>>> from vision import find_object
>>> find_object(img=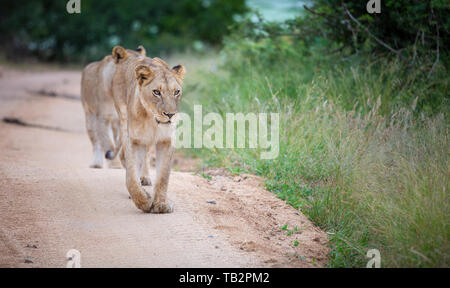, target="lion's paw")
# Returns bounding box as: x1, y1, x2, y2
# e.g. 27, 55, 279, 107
140, 176, 152, 186
150, 201, 174, 214
132, 191, 153, 213
137, 202, 153, 213
136, 198, 153, 213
